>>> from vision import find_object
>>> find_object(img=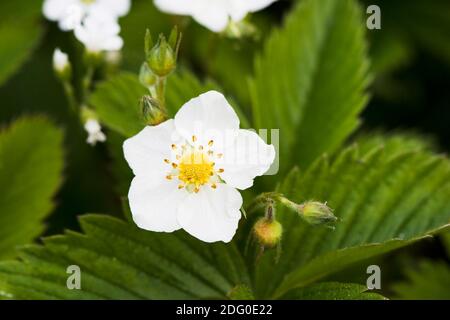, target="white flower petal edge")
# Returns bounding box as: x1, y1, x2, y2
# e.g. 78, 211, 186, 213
177, 183, 242, 243
174, 91, 240, 151
74, 12, 123, 53
43, 0, 131, 31
43, 0, 75, 24
123, 119, 182, 179
154, 0, 277, 32
123, 90, 276, 243
129, 176, 186, 233
218, 130, 275, 190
